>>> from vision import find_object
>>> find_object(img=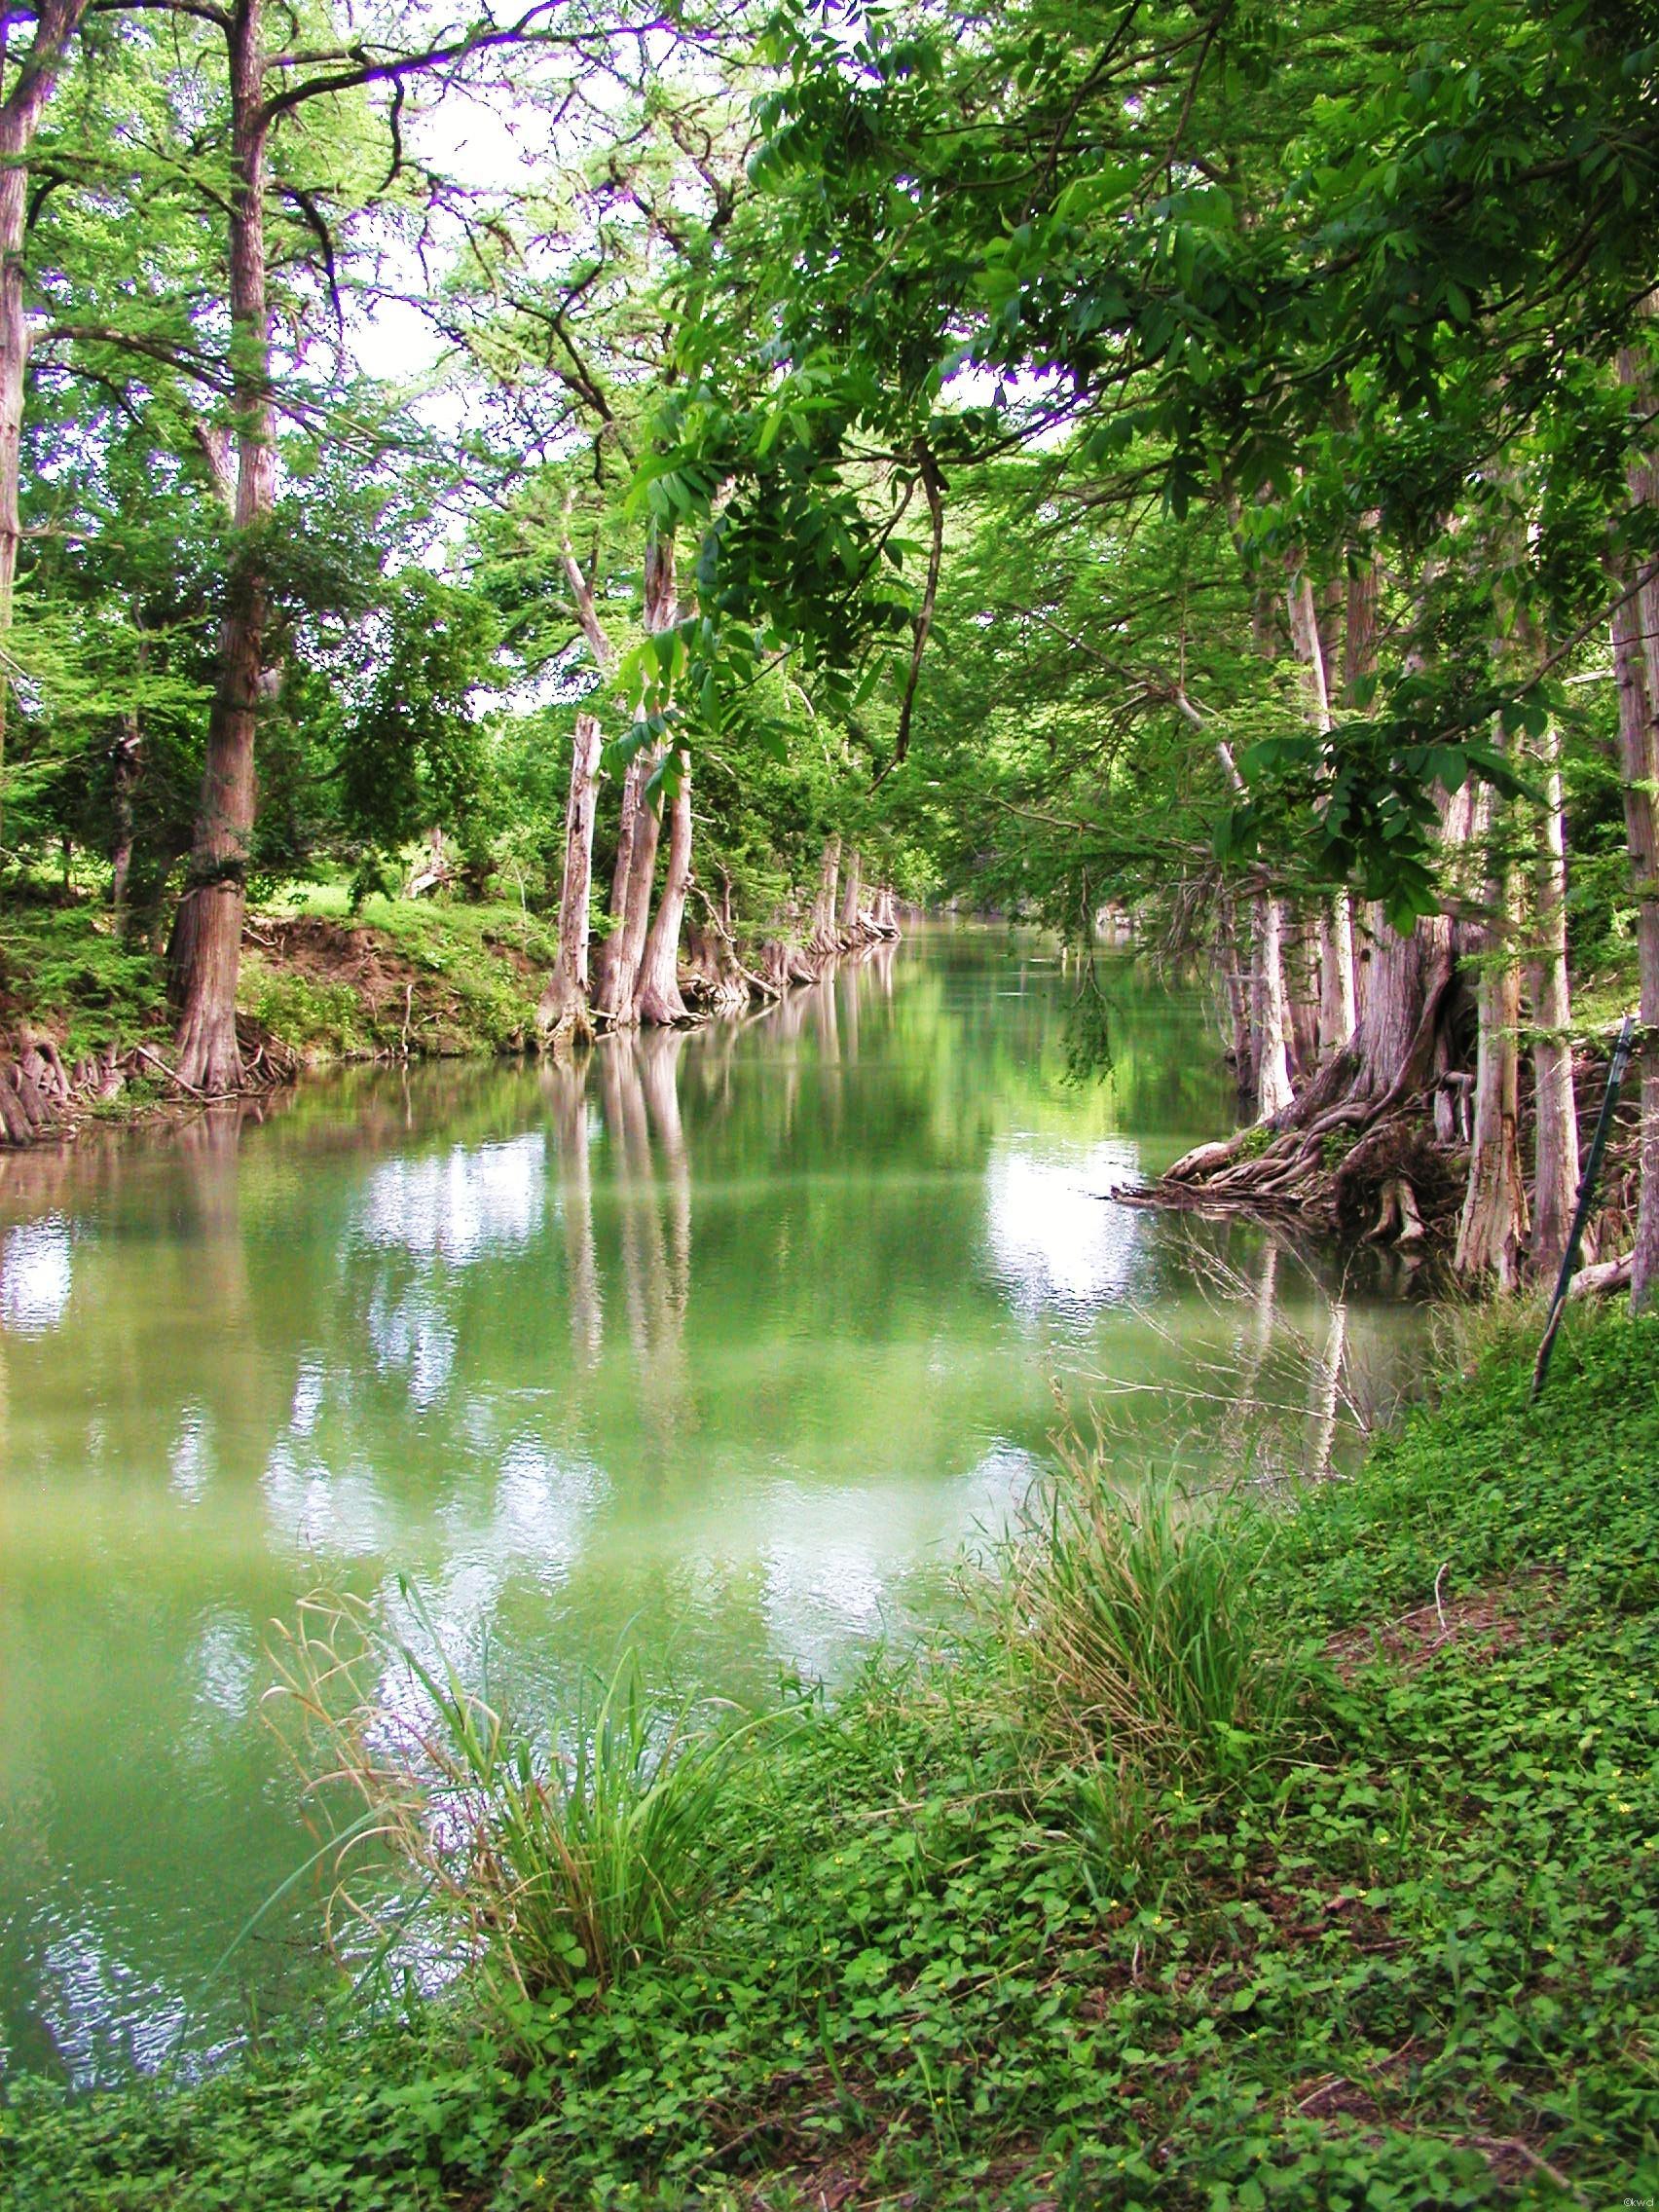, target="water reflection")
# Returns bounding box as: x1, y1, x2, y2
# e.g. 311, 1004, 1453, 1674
353, 1131, 547, 1266
984, 1141, 1141, 1317
0, 1216, 72, 1336
0, 934, 1431, 2083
